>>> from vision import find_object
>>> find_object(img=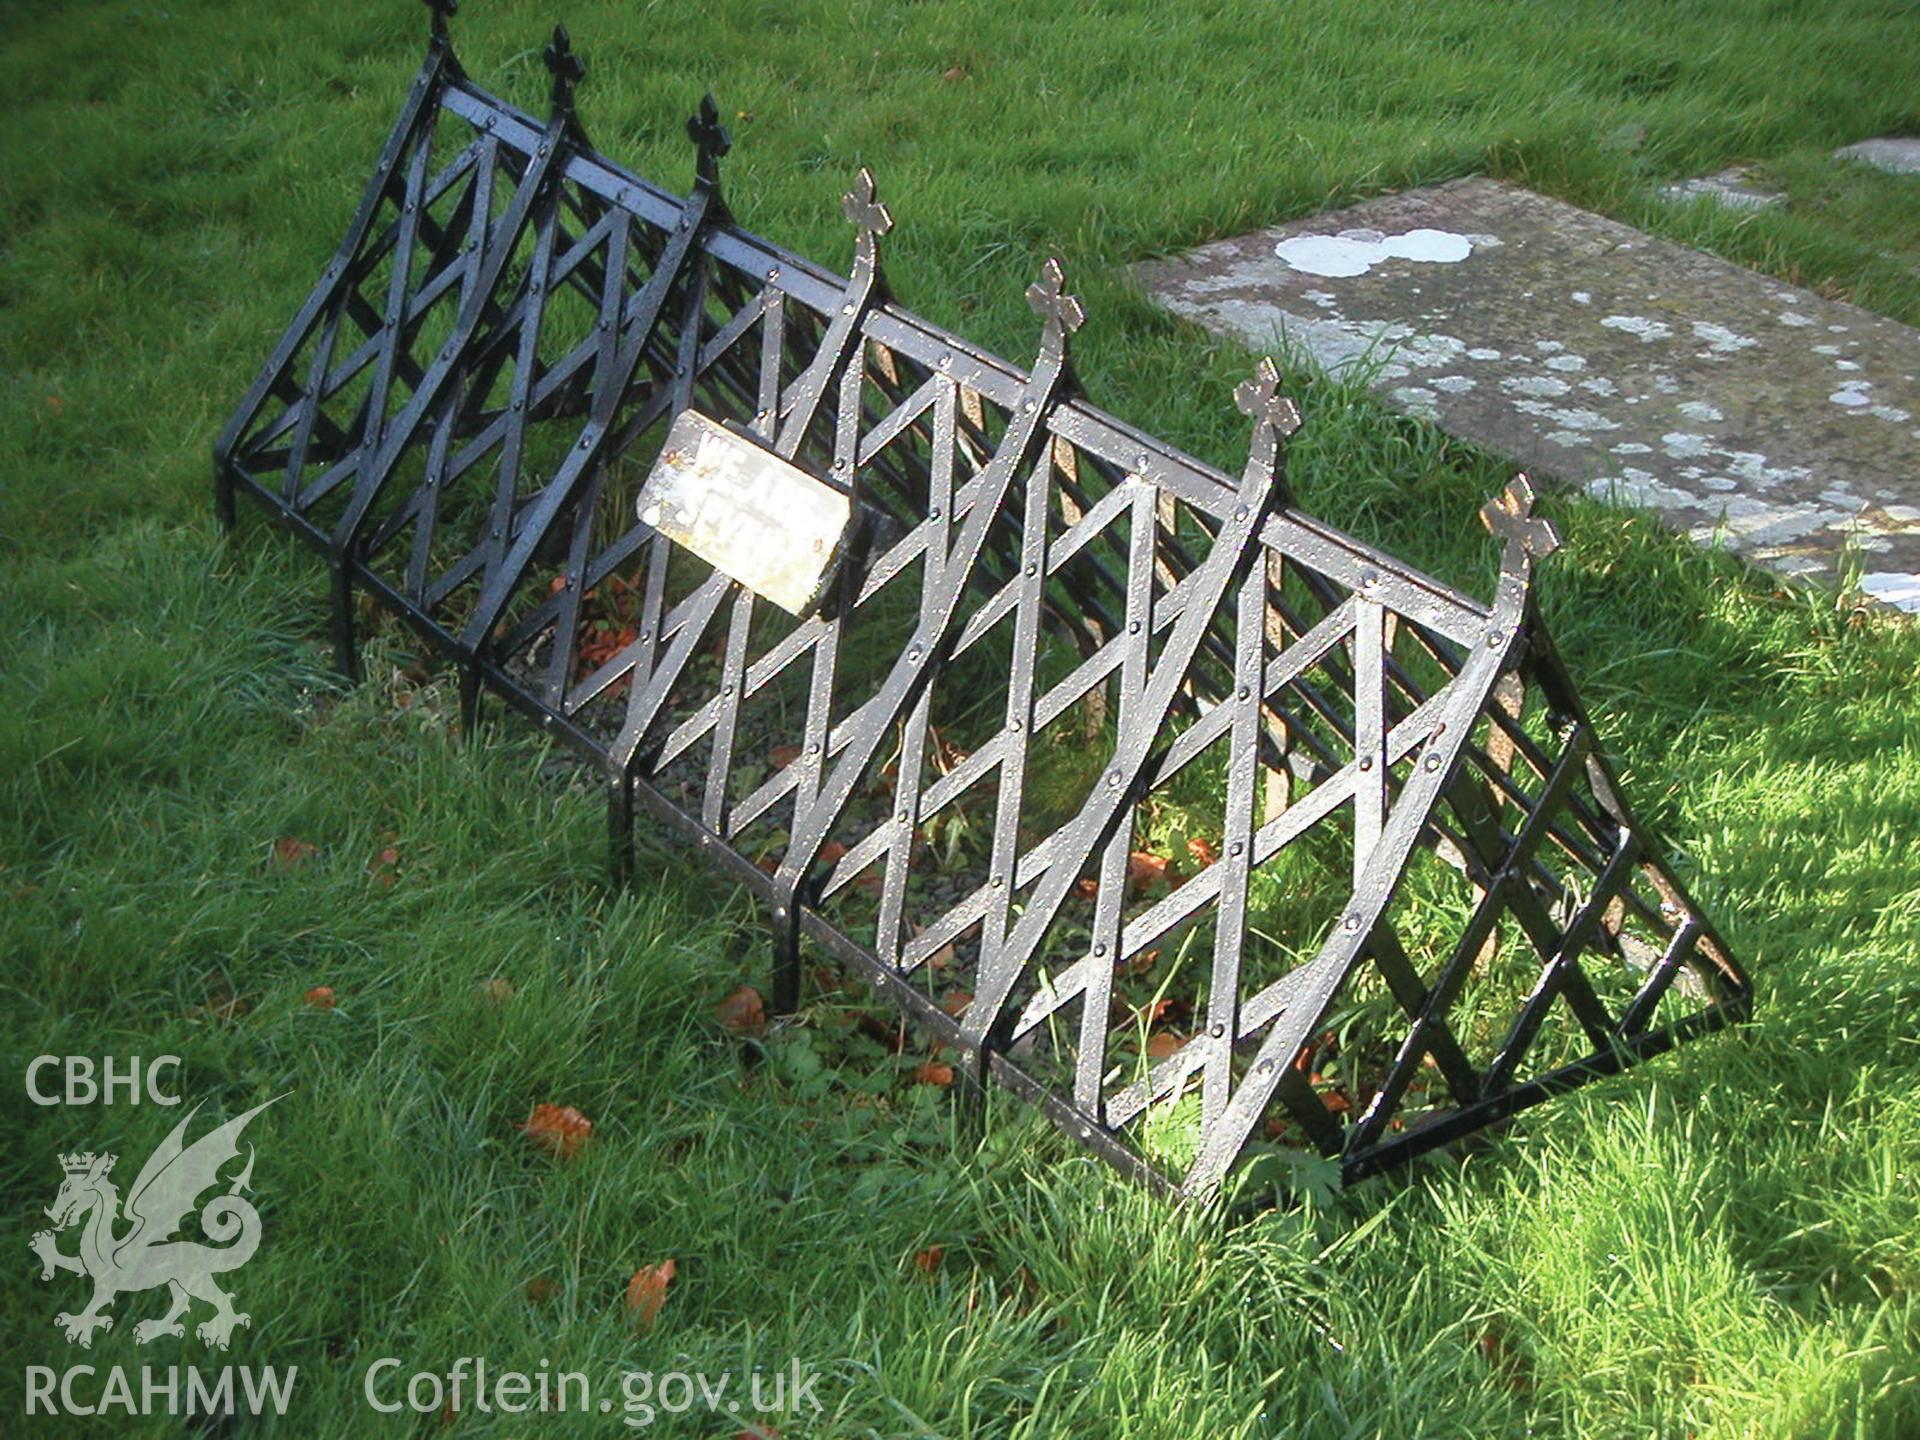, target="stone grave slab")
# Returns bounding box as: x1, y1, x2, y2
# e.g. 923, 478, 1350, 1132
1133, 178, 1920, 610
1659, 167, 1782, 212
1836, 137, 1920, 177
